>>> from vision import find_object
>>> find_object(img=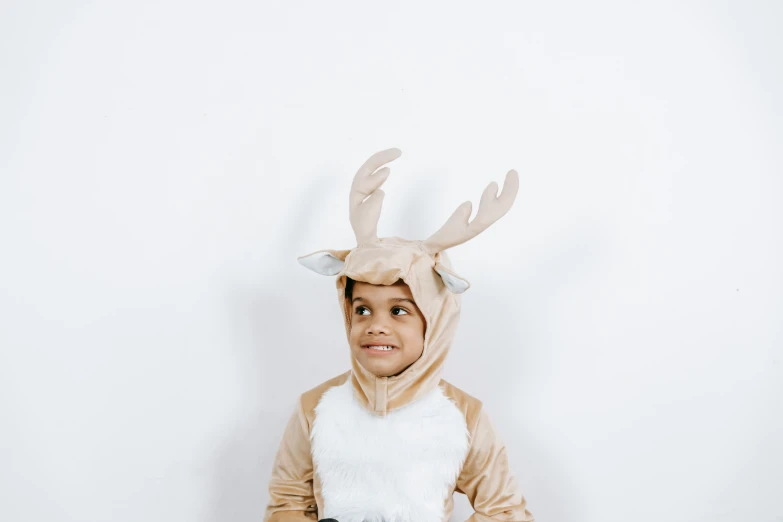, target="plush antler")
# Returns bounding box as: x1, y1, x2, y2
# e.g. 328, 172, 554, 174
421, 169, 519, 255
349, 148, 402, 246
